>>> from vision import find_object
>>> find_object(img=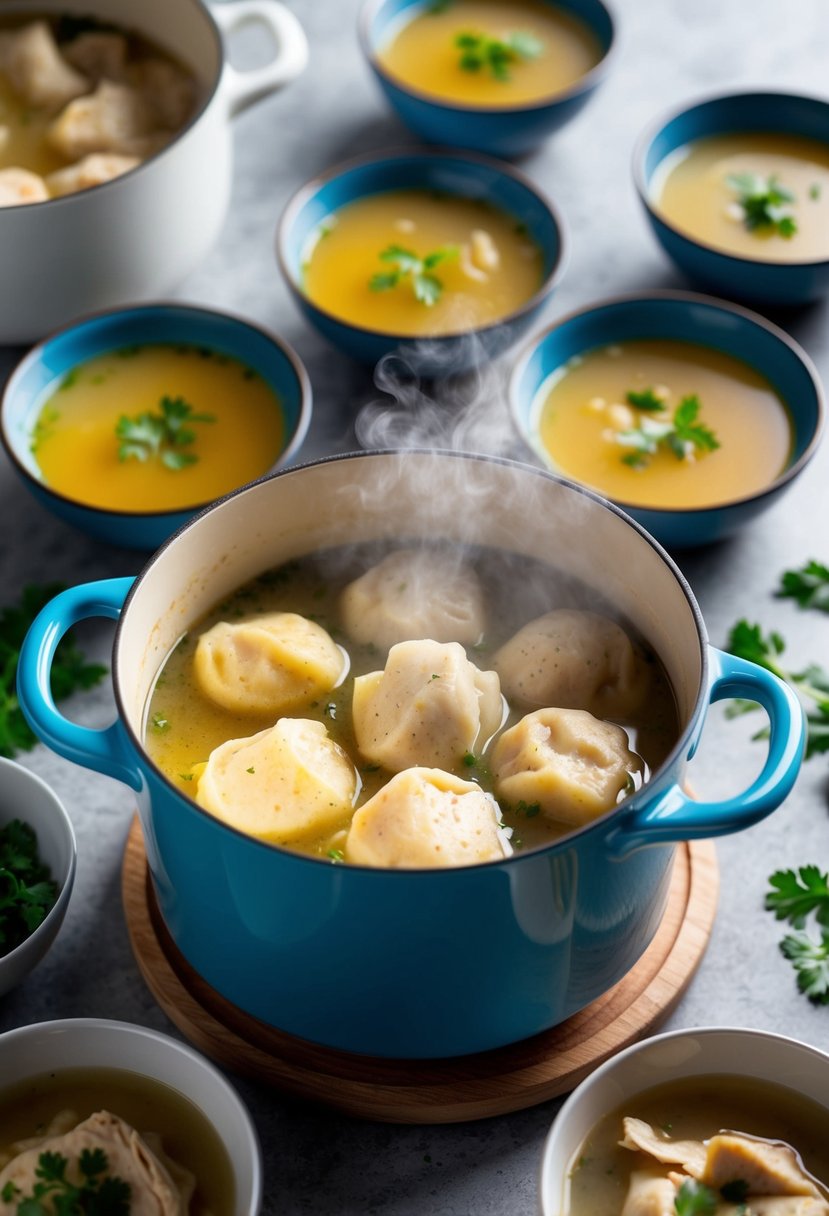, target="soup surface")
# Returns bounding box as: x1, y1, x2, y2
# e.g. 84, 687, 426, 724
301, 188, 544, 336
0, 1067, 234, 1216
0, 14, 197, 206
376, 0, 602, 107
567, 1074, 829, 1216
536, 339, 792, 509
652, 132, 829, 262
31, 343, 285, 513
144, 543, 678, 866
